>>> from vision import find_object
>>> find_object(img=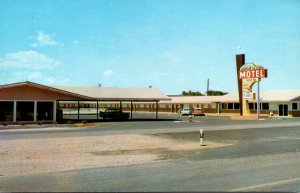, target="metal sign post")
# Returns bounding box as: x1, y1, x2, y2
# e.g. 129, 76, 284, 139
257, 80, 260, 118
